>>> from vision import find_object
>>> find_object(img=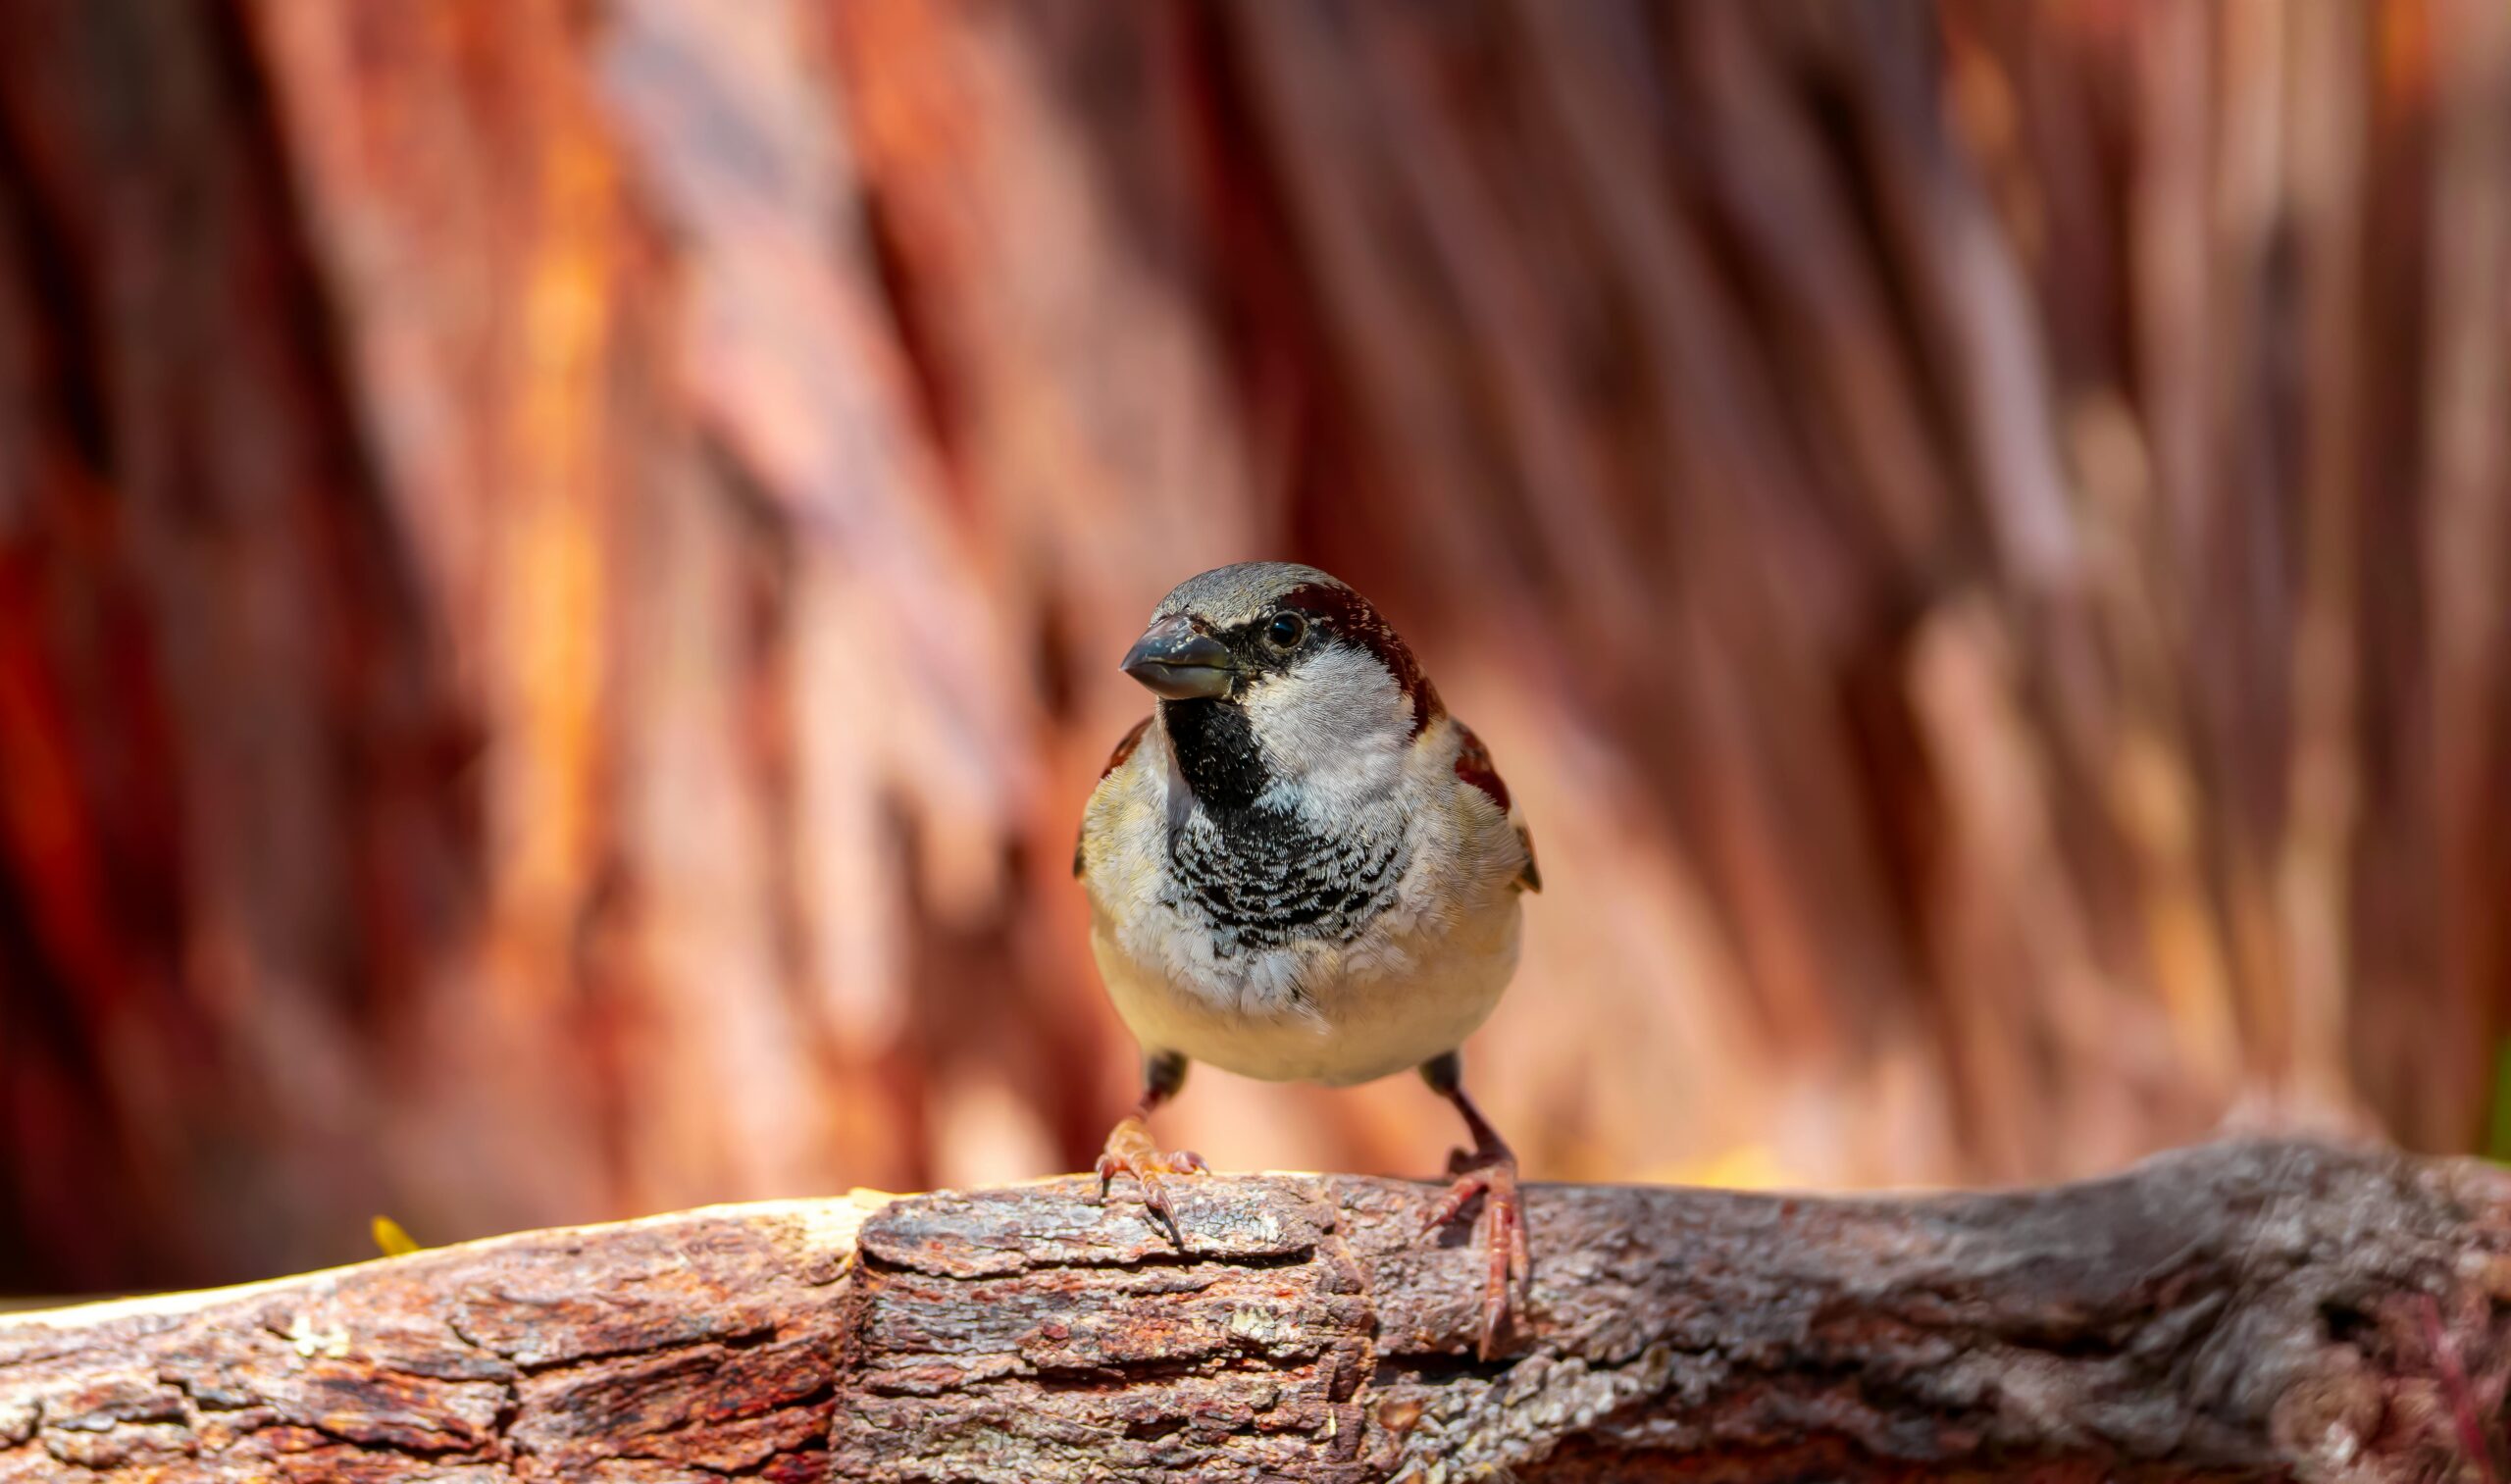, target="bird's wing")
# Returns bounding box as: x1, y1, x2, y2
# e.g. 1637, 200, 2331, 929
1450, 720, 1540, 894
1074, 715, 1154, 878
